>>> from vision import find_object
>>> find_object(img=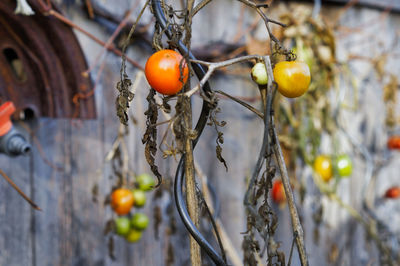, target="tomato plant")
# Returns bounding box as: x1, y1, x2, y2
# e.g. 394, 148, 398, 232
111, 188, 134, 215
251, 62, 268, 85
131, 213, 150, 230
114, 217, 131, 236
314, 155, 333, 182
132, 189, 146, 207
271, 180, 286, 204
125, 229, 142, 243
273, 61, 311, 98
145, 49, 189, 95
137, 173, 156, 191
335, 154, 352, 177
384, 187, 400, 199
387, 136, 400, 150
